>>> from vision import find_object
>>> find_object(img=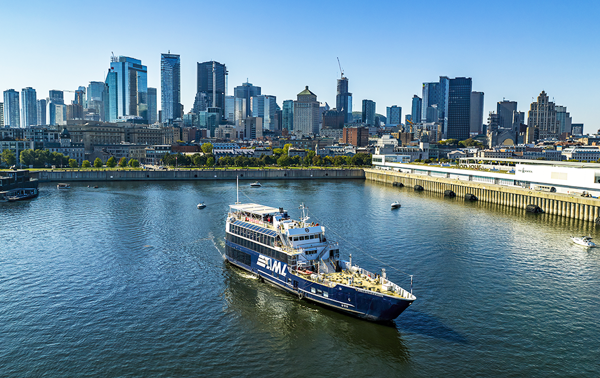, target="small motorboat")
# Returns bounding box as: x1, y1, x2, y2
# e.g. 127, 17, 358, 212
250, 181, 261, 187
57, 183, 71, 189
197, 202, 206, 209
391, 201, 401, 209
571, 236, 595, 247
